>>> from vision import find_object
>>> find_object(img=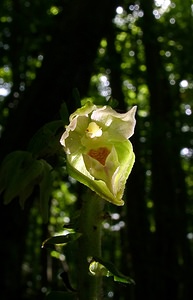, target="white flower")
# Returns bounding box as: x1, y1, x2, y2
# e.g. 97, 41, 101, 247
60, 102, 136, 205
